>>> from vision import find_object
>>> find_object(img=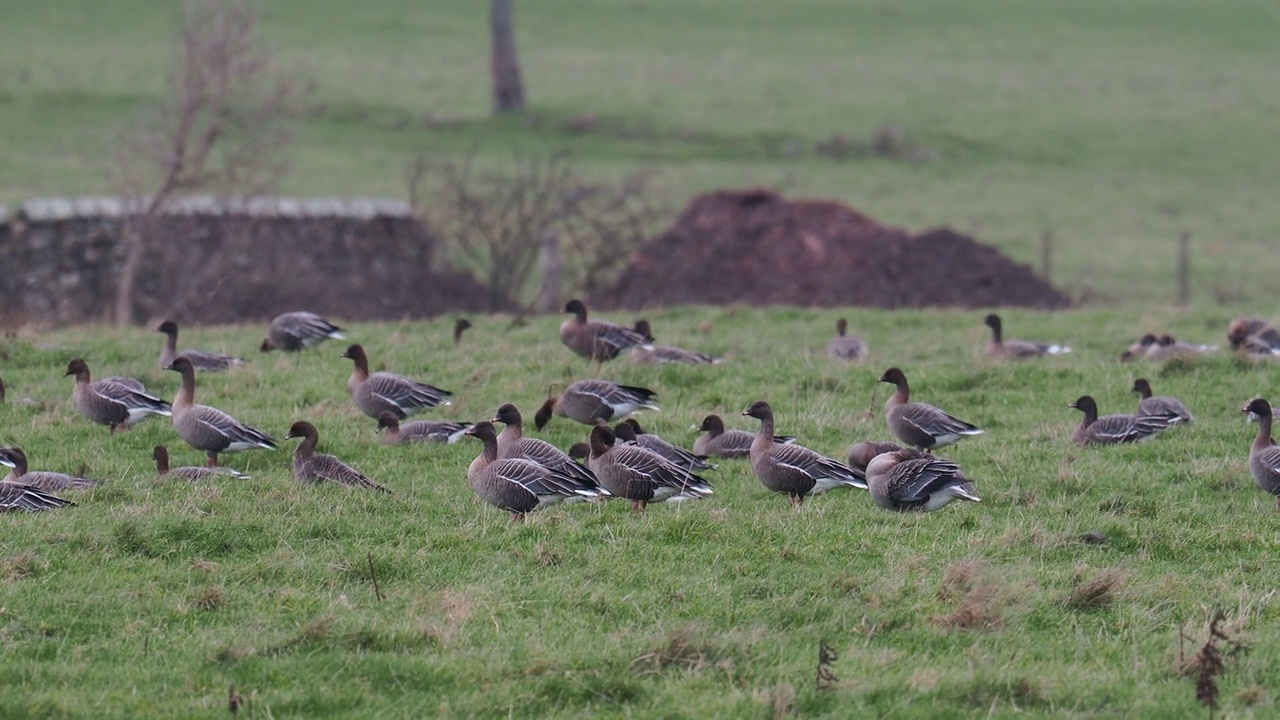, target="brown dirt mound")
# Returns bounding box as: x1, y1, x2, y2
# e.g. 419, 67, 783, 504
605, 188, 1069, 310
